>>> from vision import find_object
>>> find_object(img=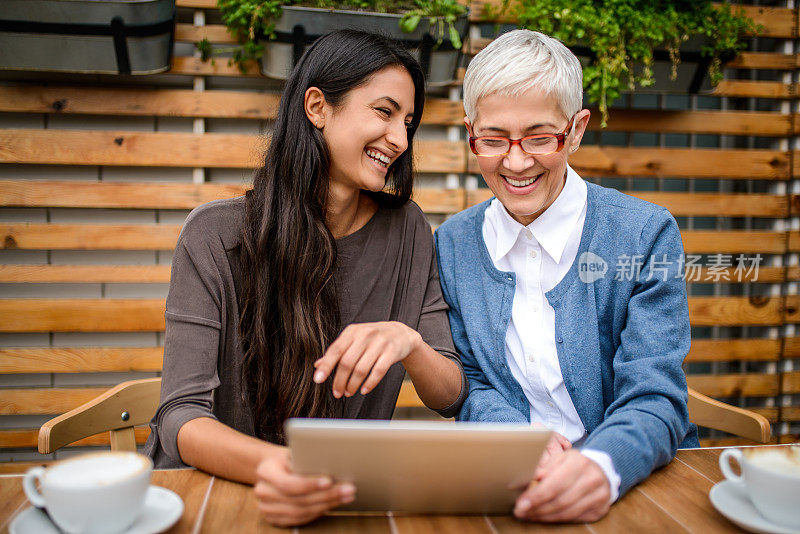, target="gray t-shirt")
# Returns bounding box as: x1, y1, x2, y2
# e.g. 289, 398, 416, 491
144, 196, 467, 468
